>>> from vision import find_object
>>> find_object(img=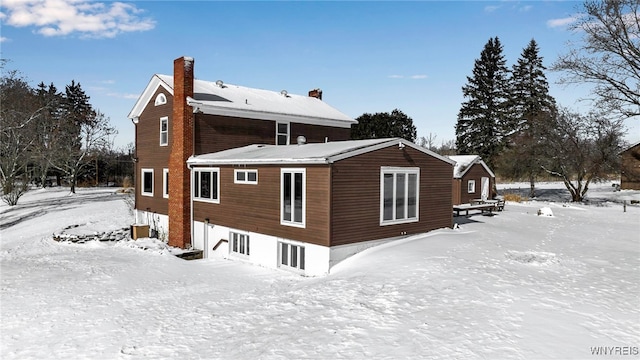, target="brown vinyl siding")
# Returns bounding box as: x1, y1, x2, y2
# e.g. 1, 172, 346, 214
621, 143, 640, 190
330, 146, 453, 247
193, 165, 331, 246
457, 164, 495, 205
194, 114, 352, 155
135, 87, 172, 215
